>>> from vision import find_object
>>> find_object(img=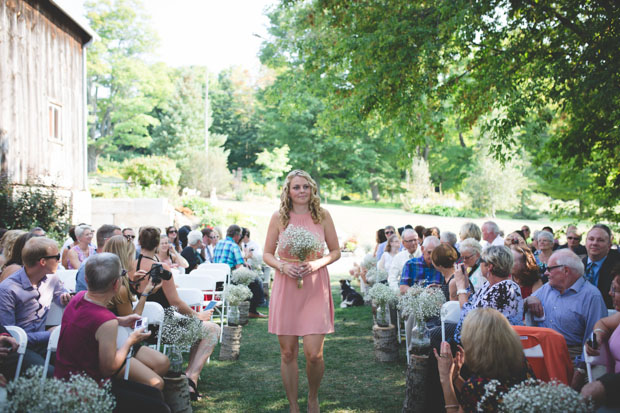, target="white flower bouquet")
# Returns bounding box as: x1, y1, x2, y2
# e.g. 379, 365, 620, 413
365, 267, 388, 285
397, 284, 445, 322
6, 366, 115, 412
480, 378, 592, 412
280, 225, 324, 288
361, 254, 378, 270
226, 284, 253, 305
366, 283, 398, 307
231, 267, 257, 286
161, 306, 209, 349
